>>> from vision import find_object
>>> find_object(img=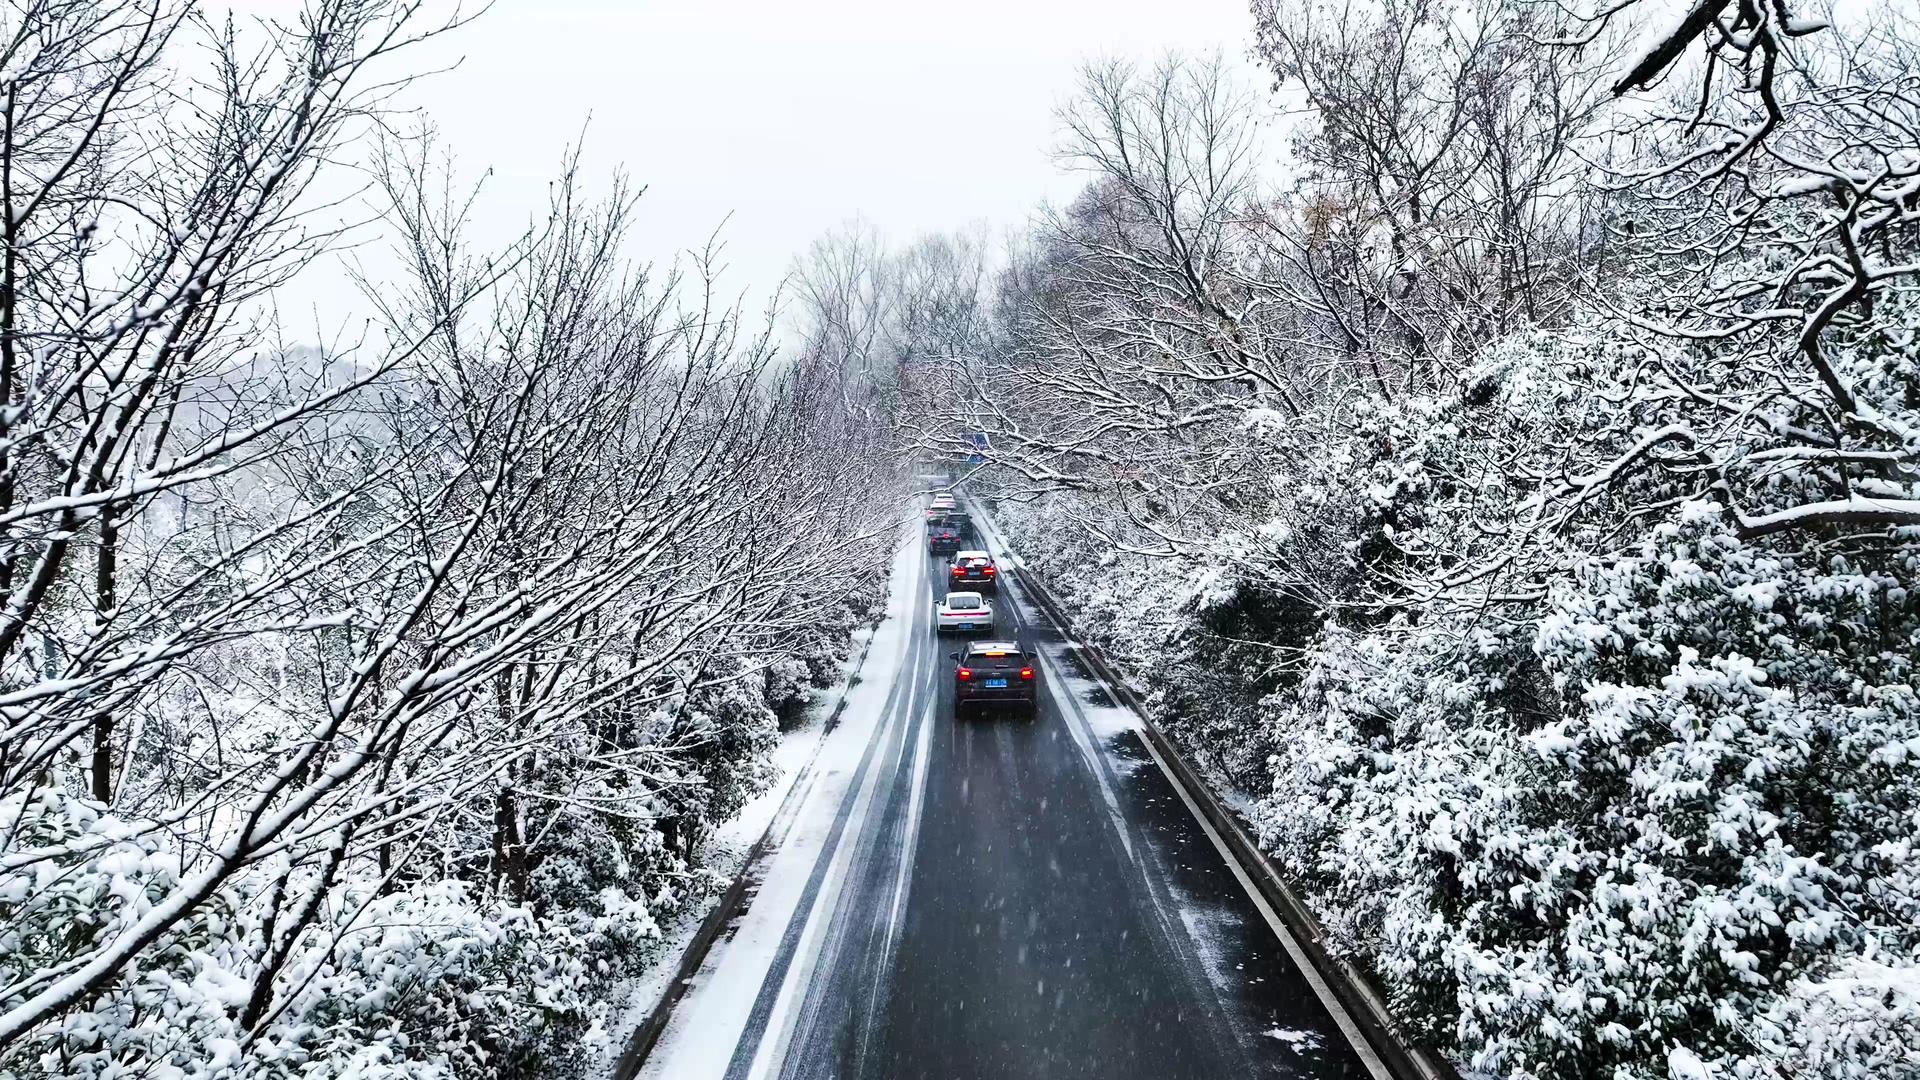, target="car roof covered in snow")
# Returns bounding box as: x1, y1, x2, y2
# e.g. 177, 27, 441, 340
954, 550, 991, 560
942, 591, 984, 605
